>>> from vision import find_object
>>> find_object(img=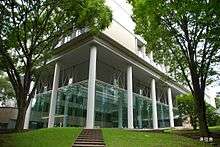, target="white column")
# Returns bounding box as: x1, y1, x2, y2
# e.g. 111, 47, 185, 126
23, 82, 37, 129
48, 62, 61, 128
118, 98, 123, 128
168, 87, 174, 128
127, 66, 134, 129
151, 79, 158, 129
141, 46, 145, 58
137, 89, 143, 129
101, 86, 106, 127
63, 78, 73, 127
114, 79, 123, 128
24, 95, 35, 129
24, 100, 32, 129
63, 94, 70, 127
149, 51, 153, 60
86, 46, 97, 129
